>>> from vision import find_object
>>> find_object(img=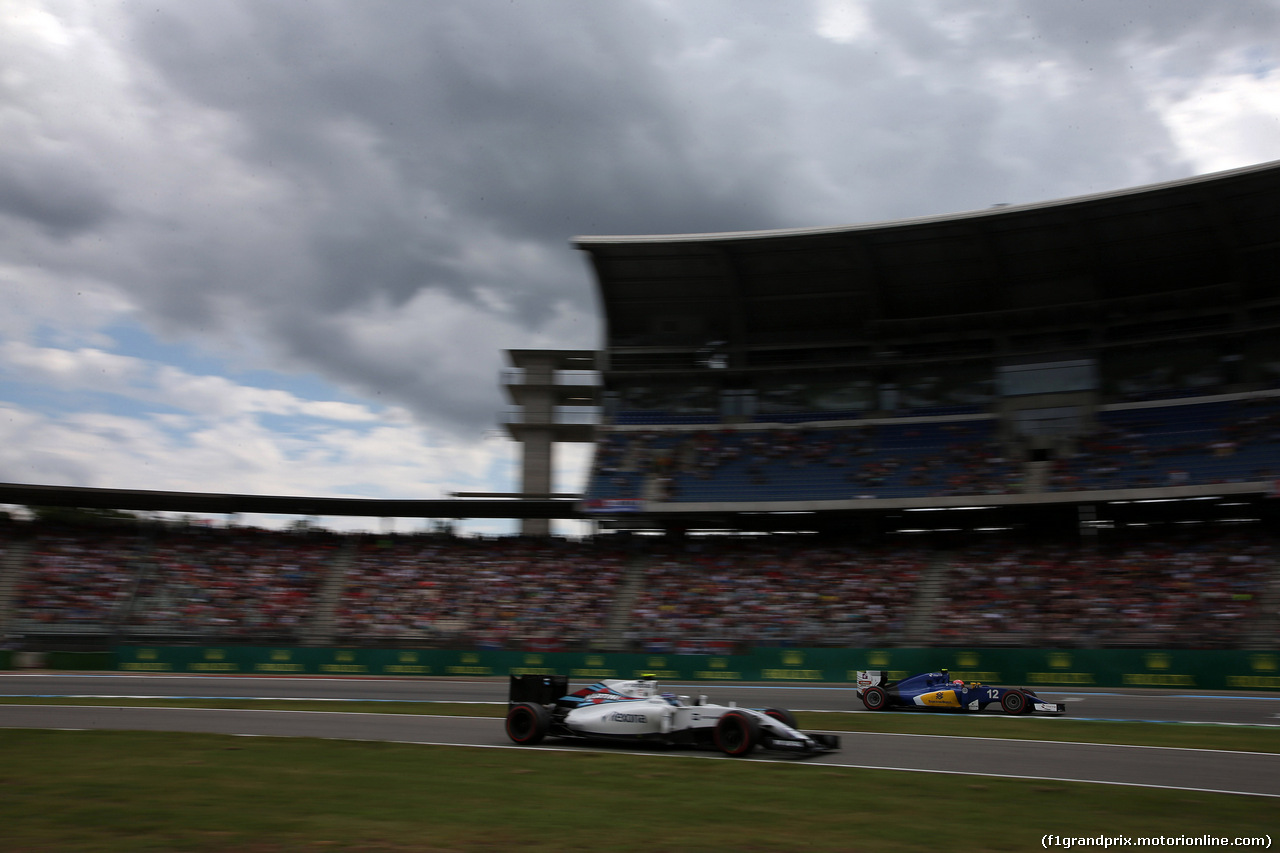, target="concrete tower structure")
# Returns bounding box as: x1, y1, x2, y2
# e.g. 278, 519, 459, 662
501, 349, 600, 535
